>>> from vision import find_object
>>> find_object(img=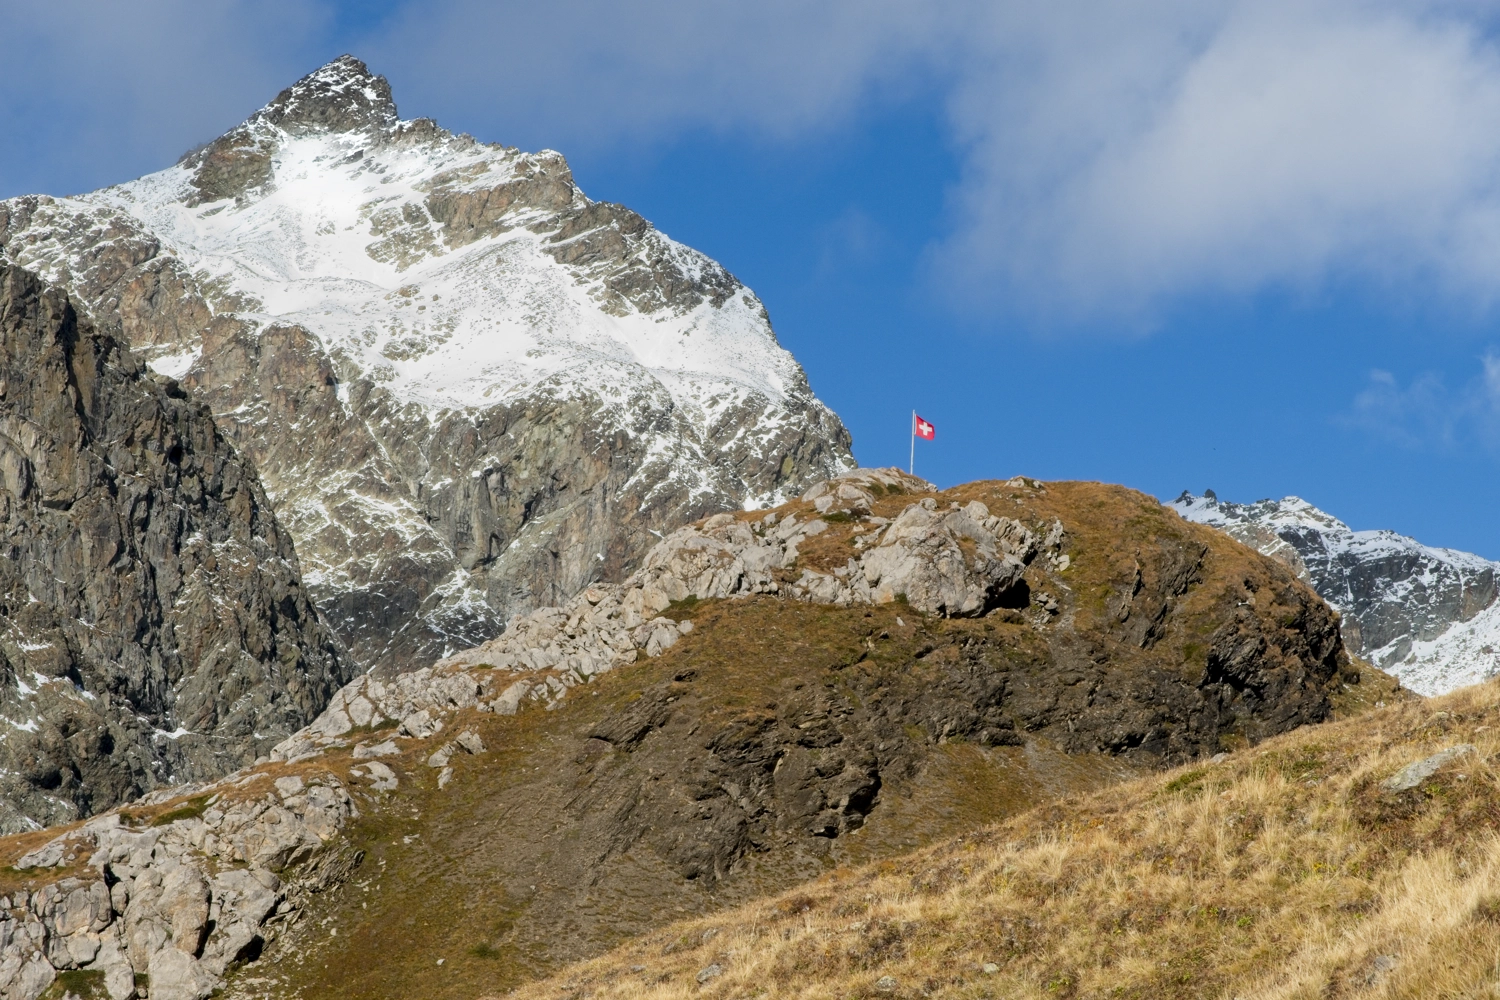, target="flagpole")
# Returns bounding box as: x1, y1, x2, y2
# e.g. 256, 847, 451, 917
909, 410, 915, 476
